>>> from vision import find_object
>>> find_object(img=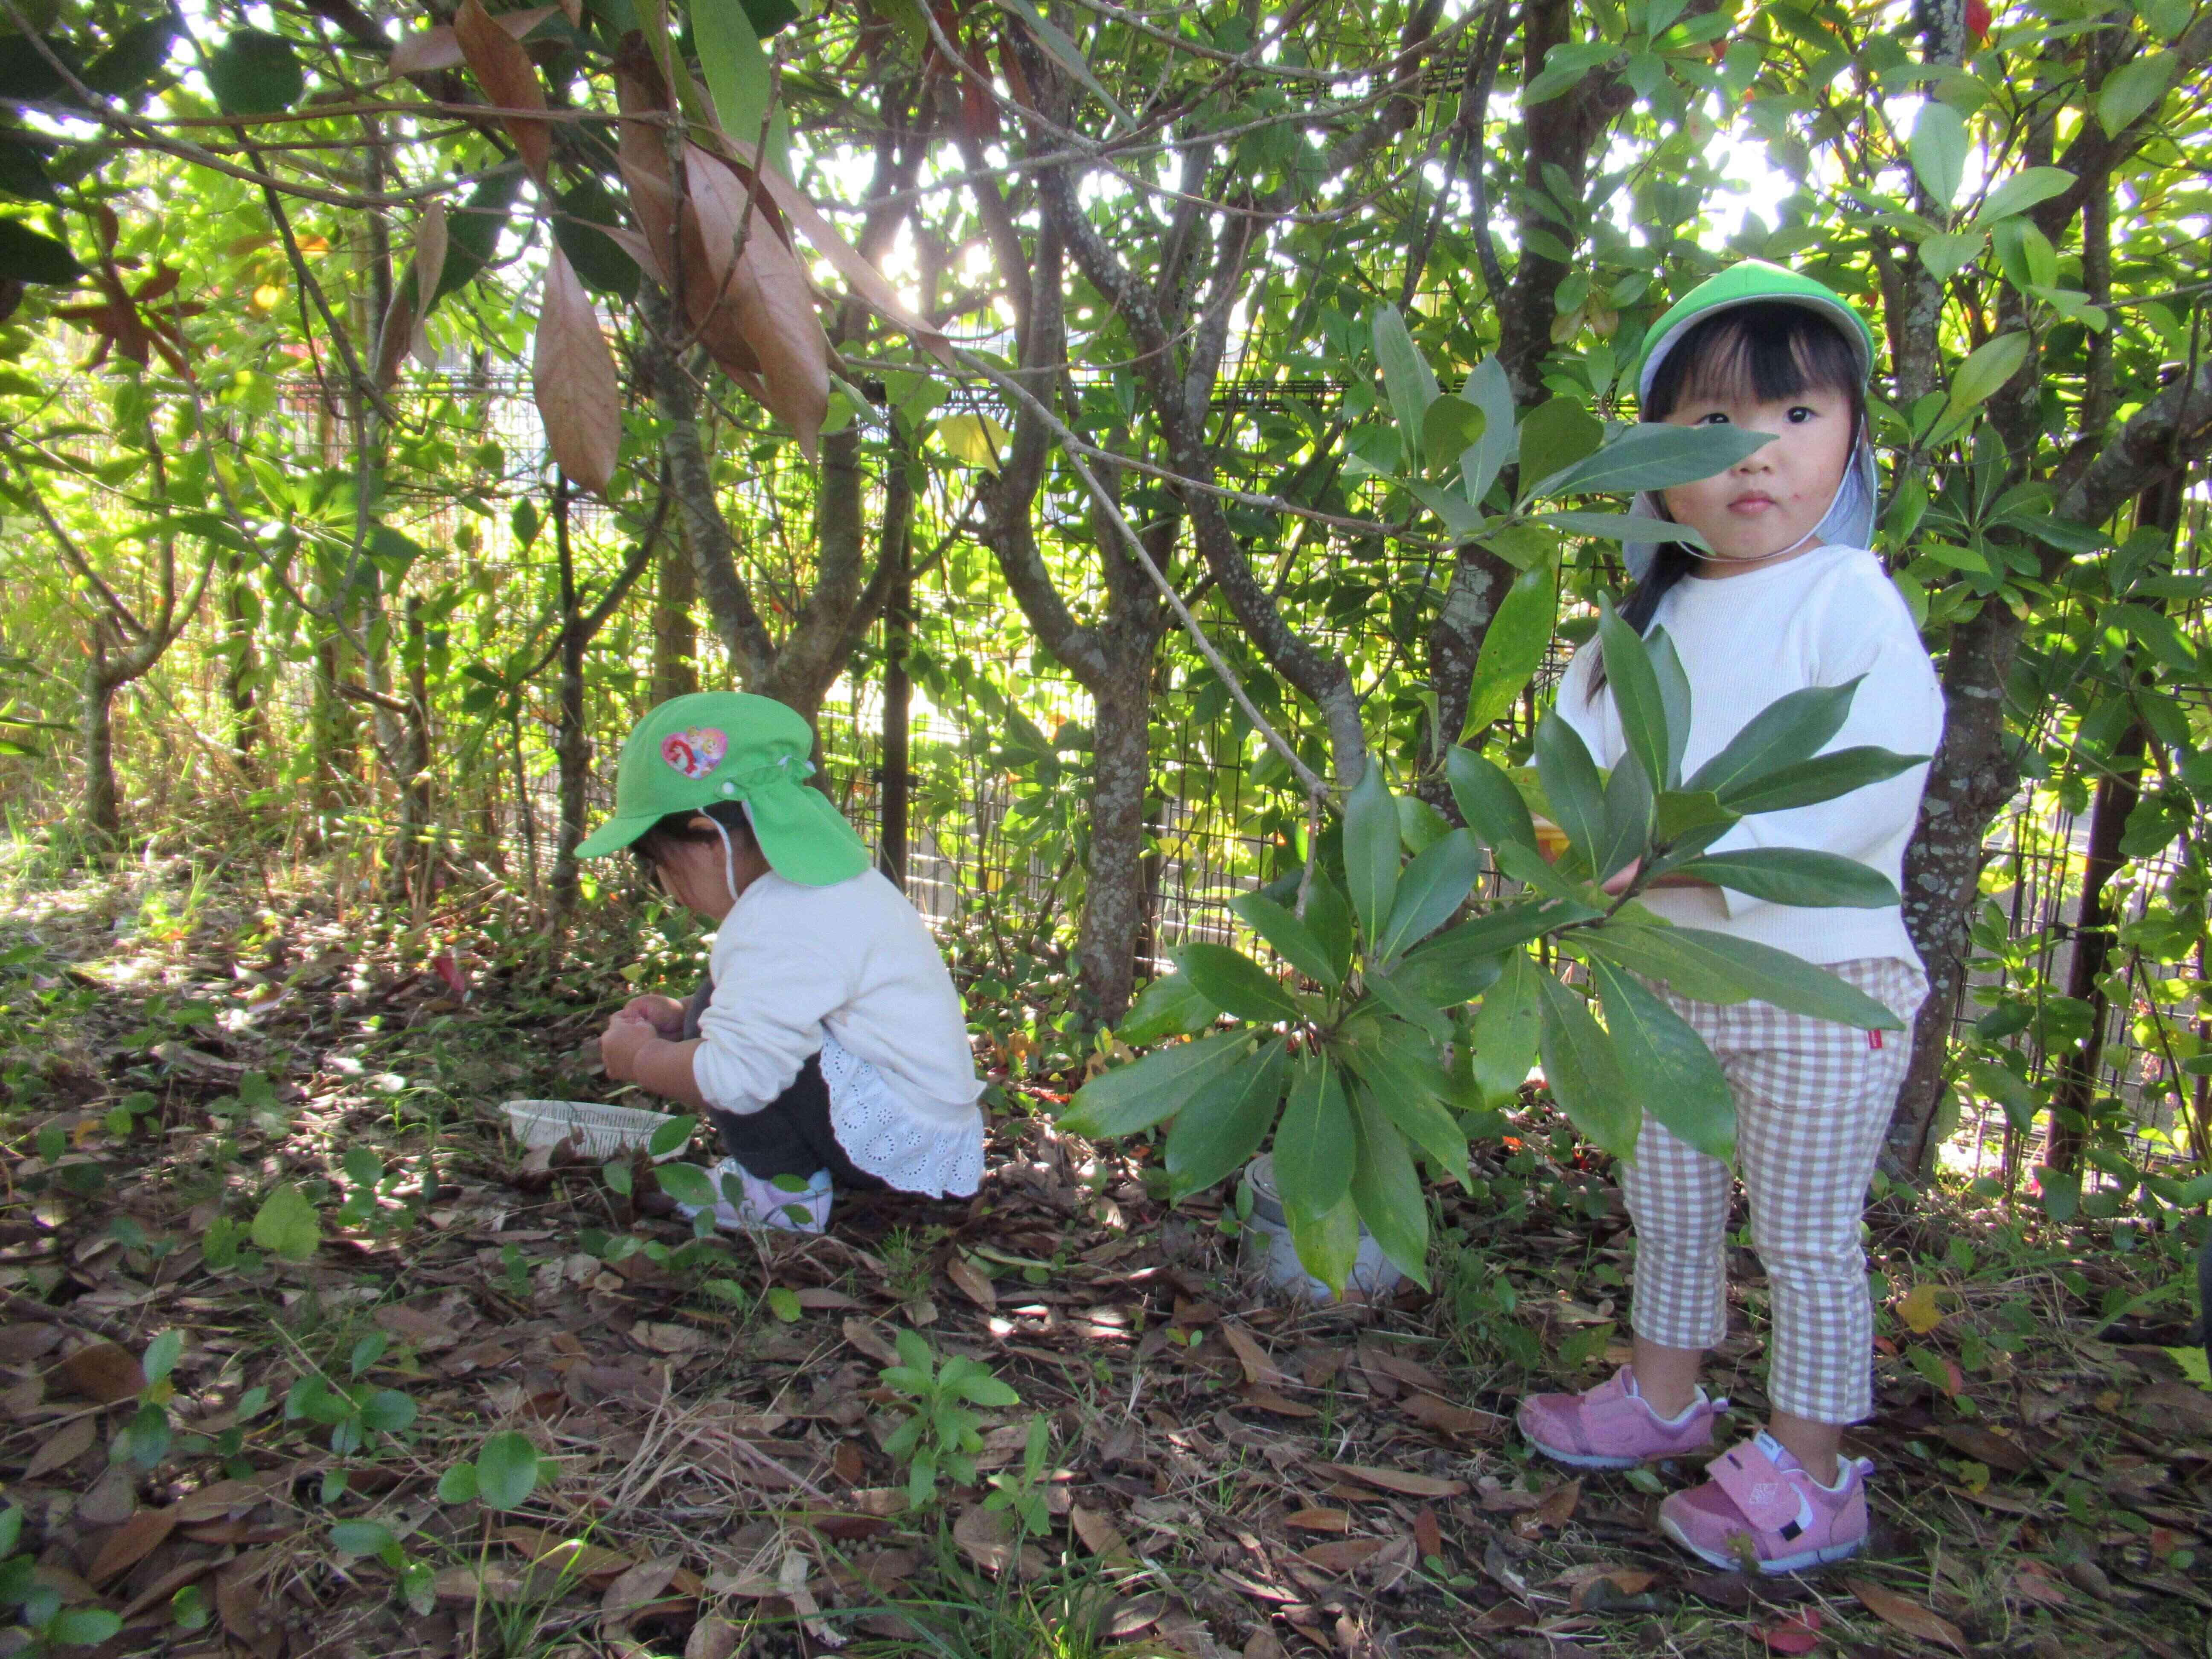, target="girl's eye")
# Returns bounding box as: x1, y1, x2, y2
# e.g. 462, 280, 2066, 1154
1697, 411, 1730, 425
1787, 406, 1817, 423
